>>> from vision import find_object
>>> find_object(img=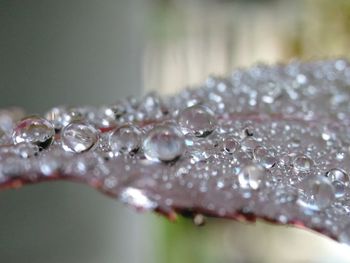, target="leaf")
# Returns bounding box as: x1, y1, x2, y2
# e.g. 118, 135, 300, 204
1, 59, 350, 245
